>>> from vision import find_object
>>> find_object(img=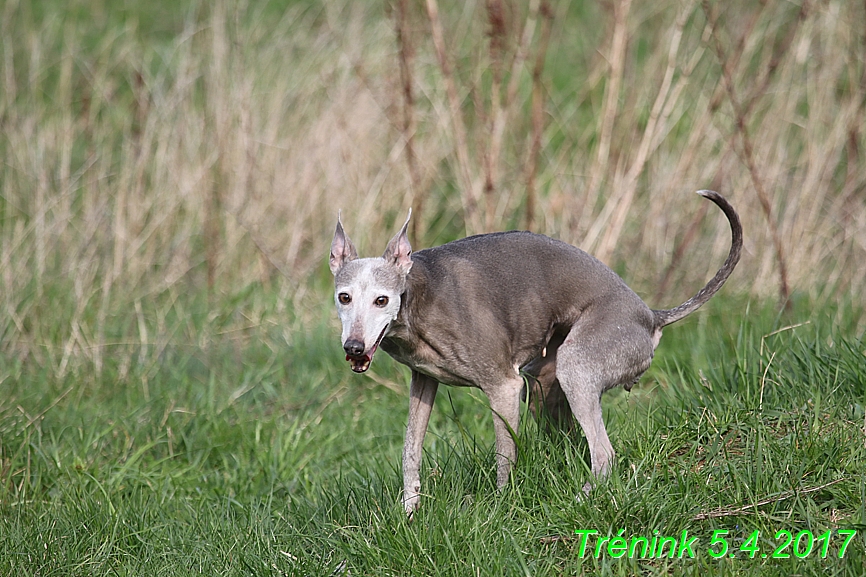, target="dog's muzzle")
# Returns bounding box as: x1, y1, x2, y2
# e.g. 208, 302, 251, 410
343, 325, 388, 373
